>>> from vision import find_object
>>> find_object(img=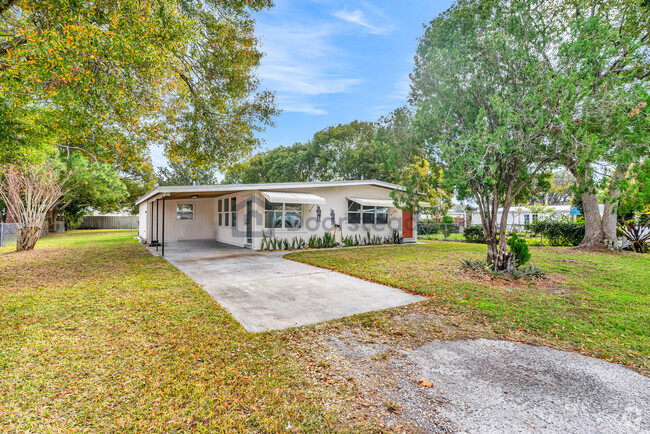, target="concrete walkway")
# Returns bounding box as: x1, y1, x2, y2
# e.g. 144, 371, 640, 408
154, 240, 425, 332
